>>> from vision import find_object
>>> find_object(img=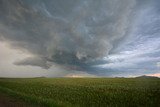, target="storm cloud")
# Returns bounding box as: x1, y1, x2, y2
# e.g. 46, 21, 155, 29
0, 0, 159, 76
